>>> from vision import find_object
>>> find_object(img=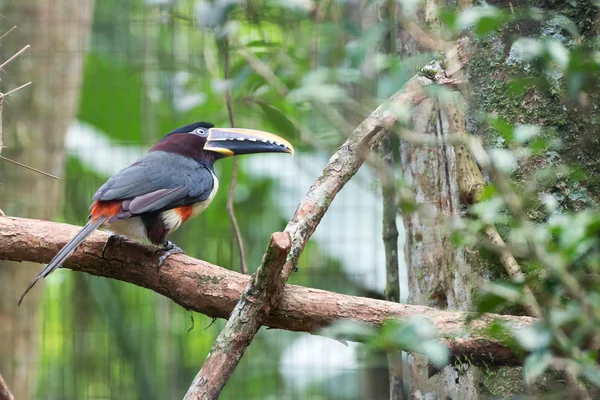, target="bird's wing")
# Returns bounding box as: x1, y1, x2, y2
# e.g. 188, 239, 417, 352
92, 151, 214, 215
